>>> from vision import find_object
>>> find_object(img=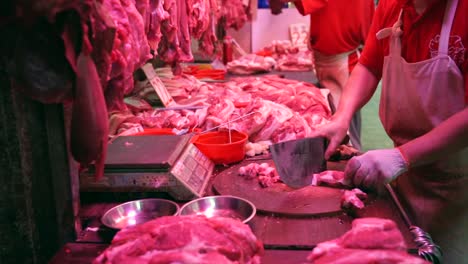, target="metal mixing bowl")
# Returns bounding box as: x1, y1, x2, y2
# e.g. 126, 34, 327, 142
179, 195, 256, 223
101, 198, 179, 229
